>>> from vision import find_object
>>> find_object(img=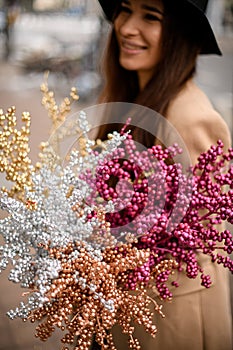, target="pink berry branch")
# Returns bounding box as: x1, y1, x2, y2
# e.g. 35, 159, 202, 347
92, 136, 233, 298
